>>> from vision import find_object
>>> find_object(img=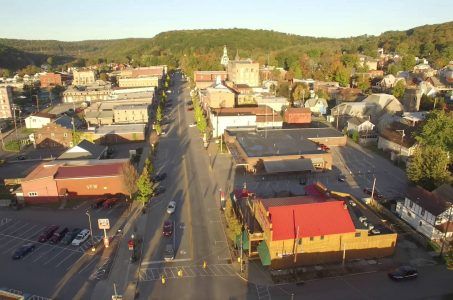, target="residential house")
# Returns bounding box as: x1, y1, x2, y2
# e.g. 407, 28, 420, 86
304, 97, 328, 115
25, 112, 56, 129
19, 159, 130, 204
377, 123, 417, 161
358, 55, 379, 71
0, 86, 13, 119
57, 140, 107, 160
346, 117, 375, 133
396, 185, 453, 240
234, 191, 396, 269
378, 74, 405, 89
256, 96, 288, 112
413, 64, 436, 79
63, 84, 111, 103
72, 70, 96, 86
32, 116, 79, 149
